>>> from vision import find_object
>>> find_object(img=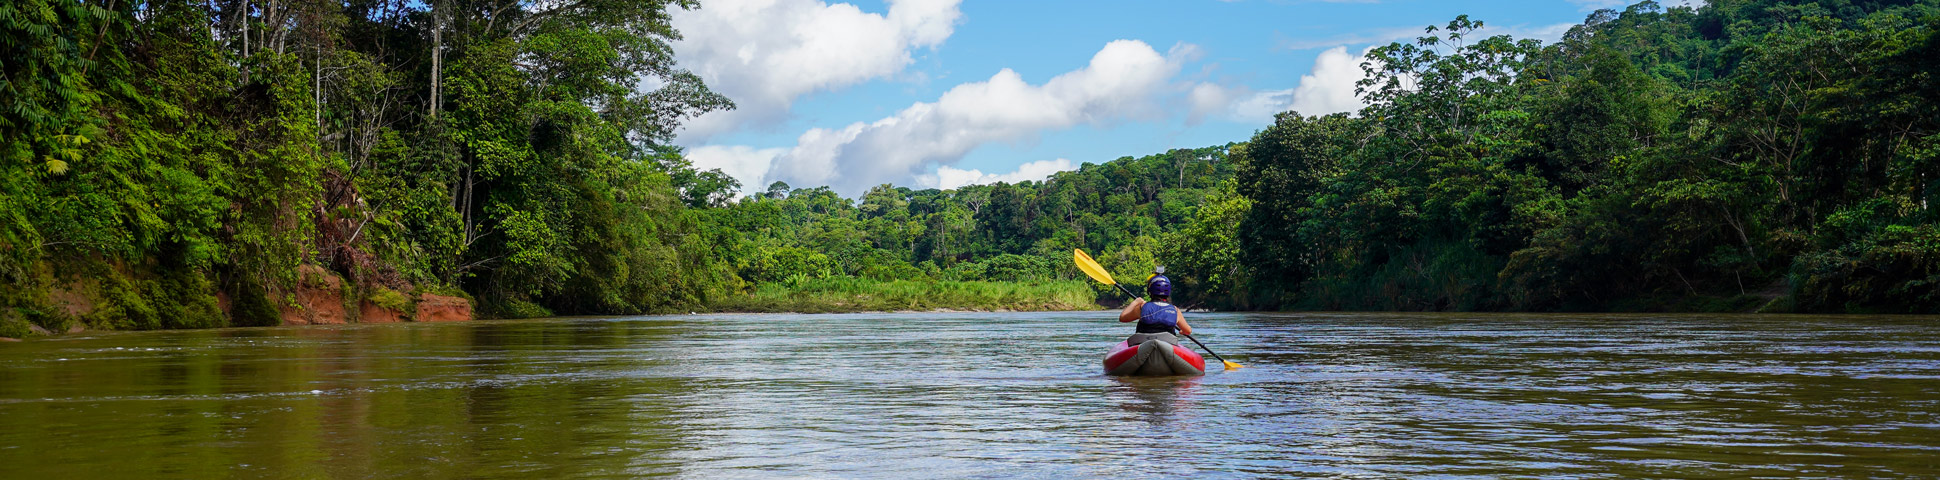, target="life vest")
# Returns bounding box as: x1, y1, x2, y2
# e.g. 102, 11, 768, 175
1136, 301, 1180, 334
